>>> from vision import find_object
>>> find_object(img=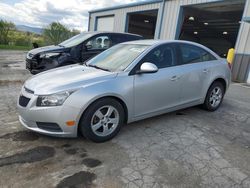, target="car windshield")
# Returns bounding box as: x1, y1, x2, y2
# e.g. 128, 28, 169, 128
87, 44, 149, 72
59, 33, 94, 47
